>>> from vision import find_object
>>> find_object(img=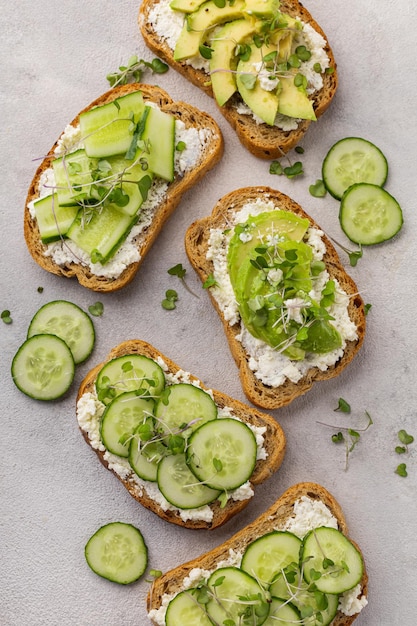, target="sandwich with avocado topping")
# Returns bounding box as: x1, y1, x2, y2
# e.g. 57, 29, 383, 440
24, 83, 223, 292
185, 186, 366, 409
139, 0, 337, 159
